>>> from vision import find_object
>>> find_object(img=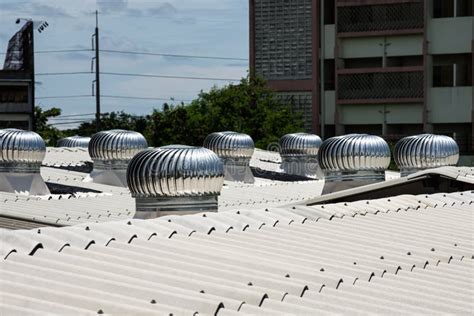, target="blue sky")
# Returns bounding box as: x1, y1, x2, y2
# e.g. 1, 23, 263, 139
0, 0, 249, 127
